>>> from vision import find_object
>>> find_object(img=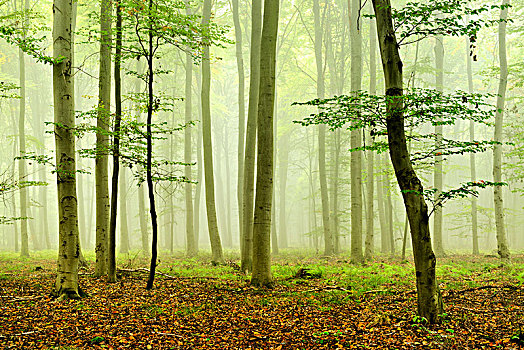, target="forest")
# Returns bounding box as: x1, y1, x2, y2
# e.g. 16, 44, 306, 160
0, 0, 523, 348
